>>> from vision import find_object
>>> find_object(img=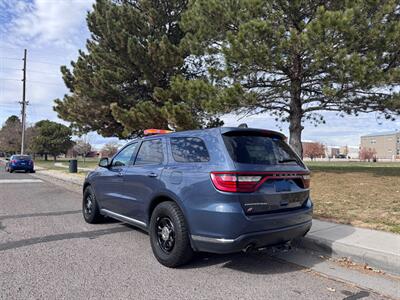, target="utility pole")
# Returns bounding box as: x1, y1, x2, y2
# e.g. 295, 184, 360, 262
20, 49, 28, 155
